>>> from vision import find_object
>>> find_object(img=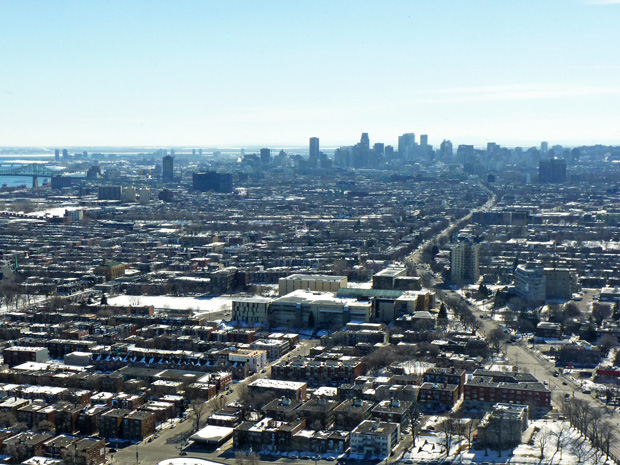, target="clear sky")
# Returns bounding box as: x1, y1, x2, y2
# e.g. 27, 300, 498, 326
1, 0, 620, 148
